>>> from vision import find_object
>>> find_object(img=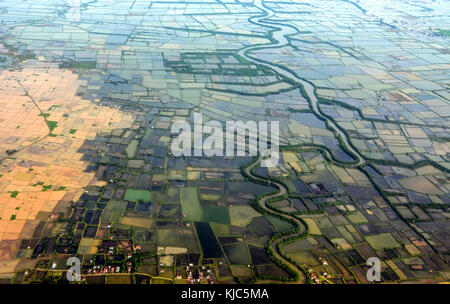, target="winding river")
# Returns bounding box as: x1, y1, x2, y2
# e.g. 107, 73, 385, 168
244, 155, 308, 283
238, 0, 365, 167
239, 0, 367, 283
